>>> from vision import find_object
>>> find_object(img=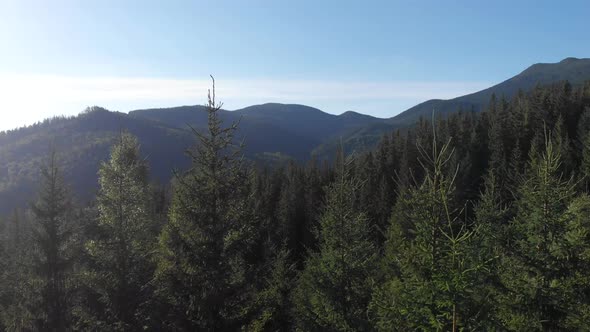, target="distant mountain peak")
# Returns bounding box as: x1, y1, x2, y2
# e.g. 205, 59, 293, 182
390, 57, 590, 126
560, 57, 584, 64
340, 110, 361, 116
523, 57, 590, 73
237, 103, 324, 113
339, 110, 360, 117
338, 110, 380, 120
